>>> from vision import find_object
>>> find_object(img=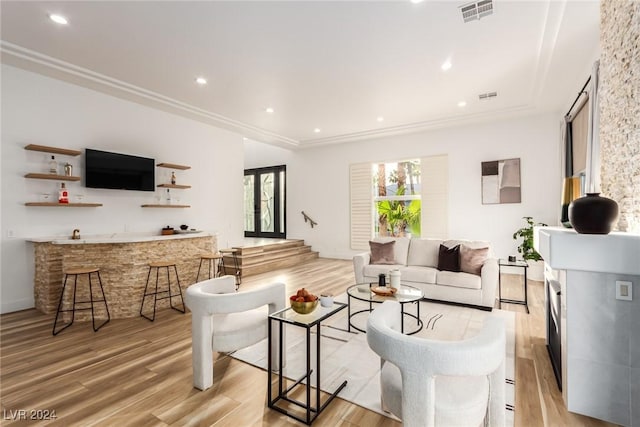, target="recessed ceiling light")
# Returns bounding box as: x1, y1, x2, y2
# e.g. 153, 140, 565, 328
458, 101, 467, 107
410, 0, 425, 3
49, 14, 68, 25
195, 77, 207, 85
441, 60, 452, 71
313, 128, 321, 133
265, 107, 274, 114
243, 137, 248, 141
377, 116, 384, 122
